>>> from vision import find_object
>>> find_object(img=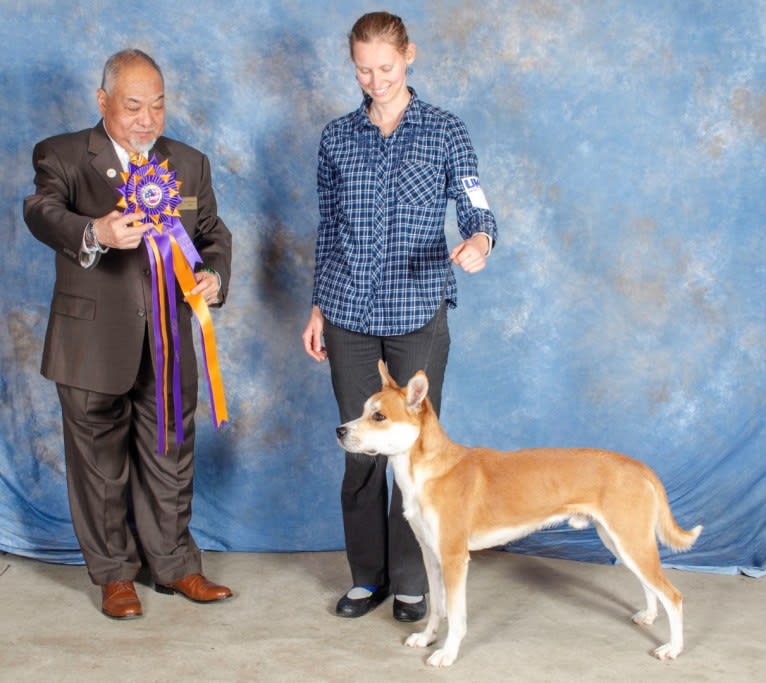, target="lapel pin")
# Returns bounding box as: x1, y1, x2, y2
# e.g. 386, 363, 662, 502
106, 168, 117, 178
